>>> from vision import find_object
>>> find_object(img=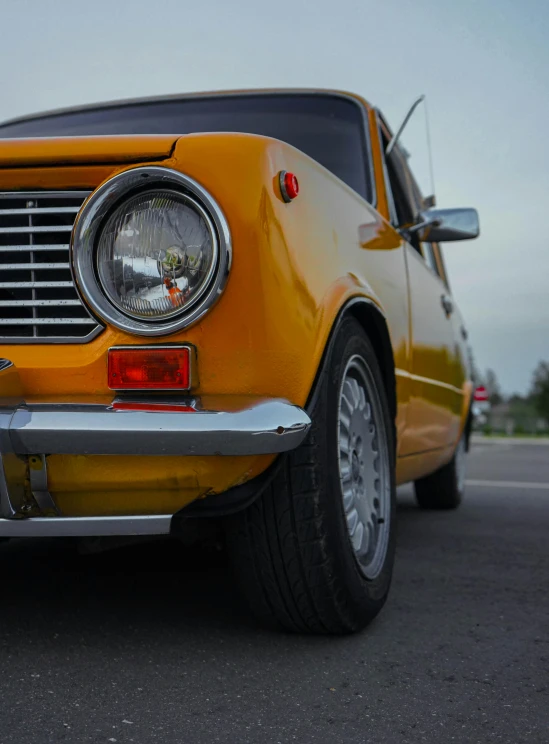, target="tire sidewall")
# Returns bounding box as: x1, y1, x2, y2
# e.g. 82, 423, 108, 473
316, 318, 397, 613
